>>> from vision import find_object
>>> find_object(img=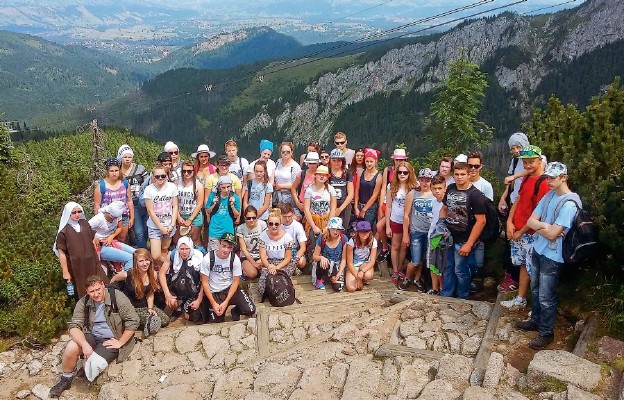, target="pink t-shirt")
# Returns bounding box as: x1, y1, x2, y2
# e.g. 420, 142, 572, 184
298, 170, 316, 203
